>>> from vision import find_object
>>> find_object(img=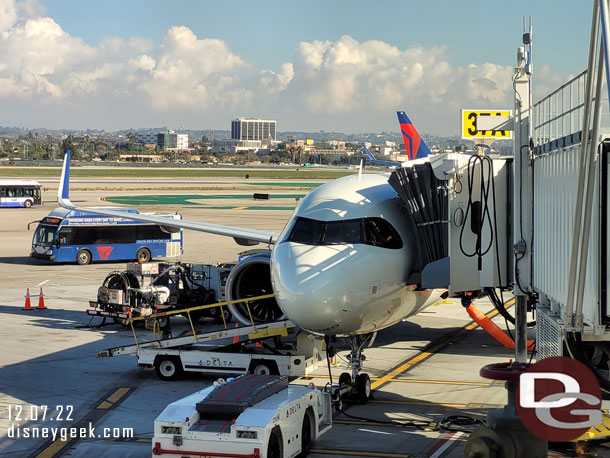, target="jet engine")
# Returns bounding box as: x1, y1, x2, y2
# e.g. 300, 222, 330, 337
225, 253, 285, 325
